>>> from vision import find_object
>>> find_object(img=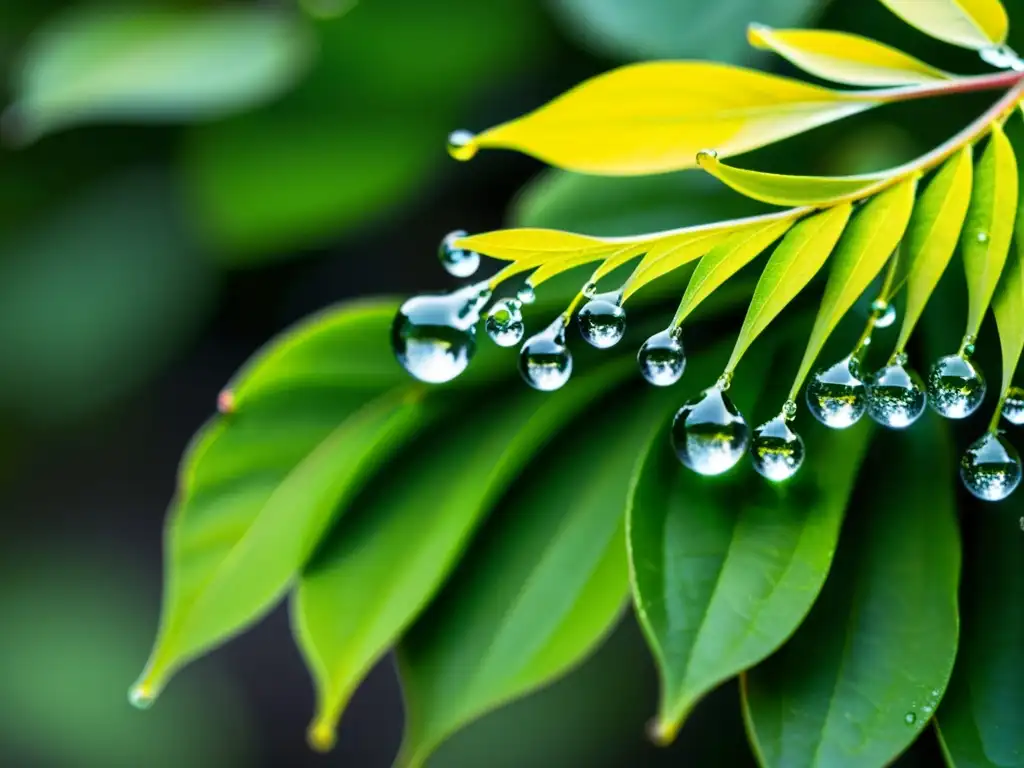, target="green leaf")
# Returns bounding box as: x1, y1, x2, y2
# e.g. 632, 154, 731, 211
396, 385, 672, 767
992, 230, 1024, 396
936, 499, 1024, 768
743, 417, 961, 768
876, 0, 1008, 50
790, 177, 916, 394
9, 7, 313, 140
726, 205, 852, 373
293, 360, 634, 752
961, 125, 1018, 339
894, 148, 973, 354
